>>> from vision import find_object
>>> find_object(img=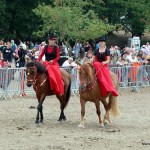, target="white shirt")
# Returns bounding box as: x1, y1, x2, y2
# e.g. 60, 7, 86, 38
130, 57, 138, 63
126, 53, 132, 62
62, 60, 77, 67
145, 45, 150, 55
